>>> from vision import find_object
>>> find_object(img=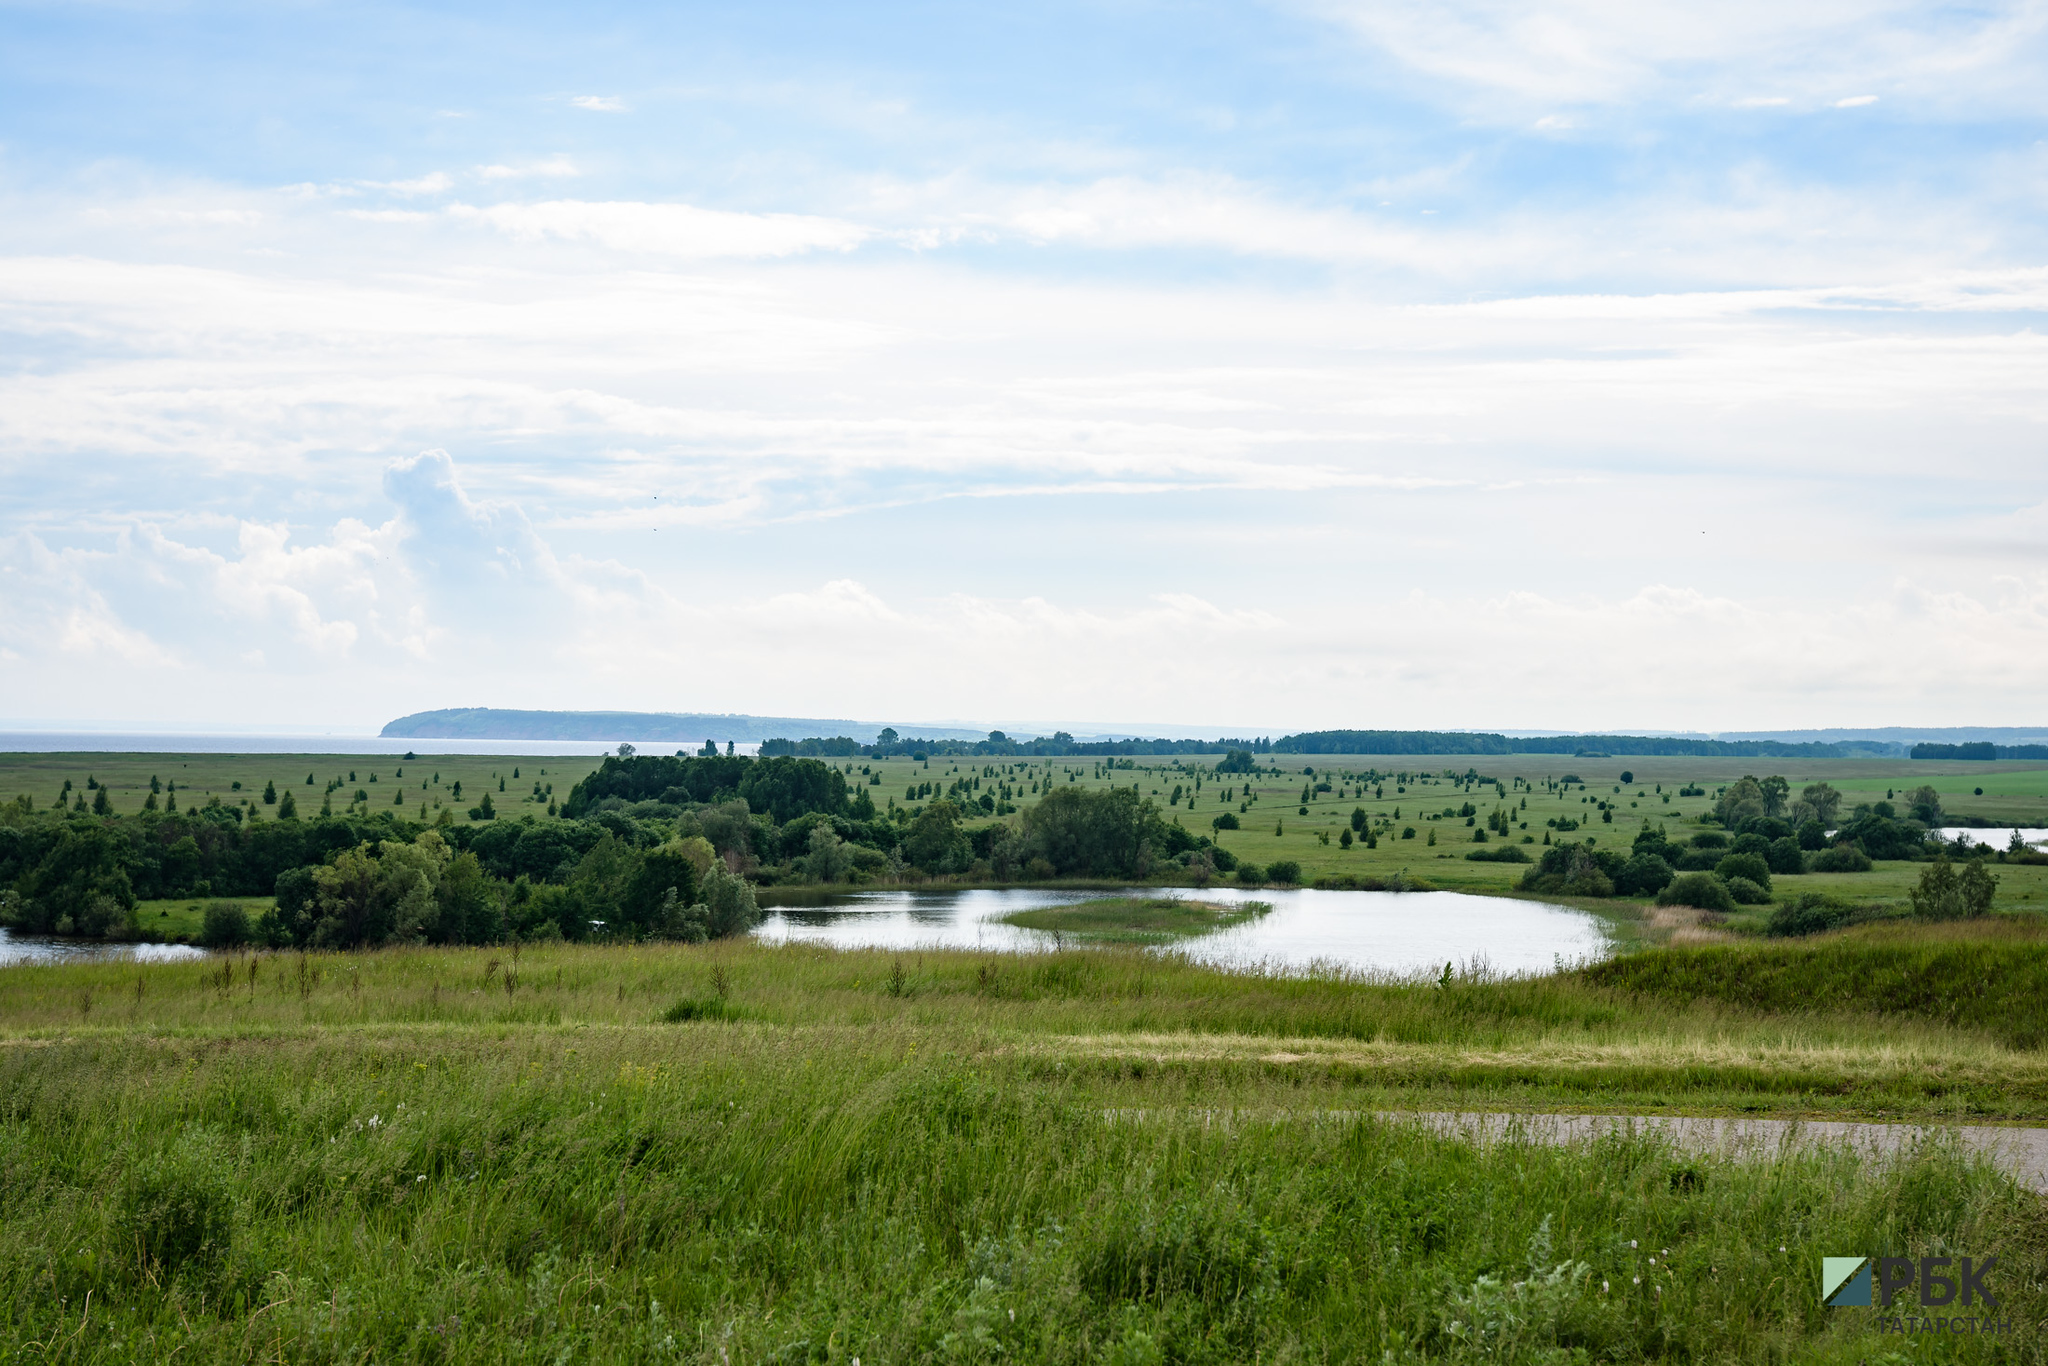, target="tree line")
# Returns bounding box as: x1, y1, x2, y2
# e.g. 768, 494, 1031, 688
1, 753, 1230, 948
